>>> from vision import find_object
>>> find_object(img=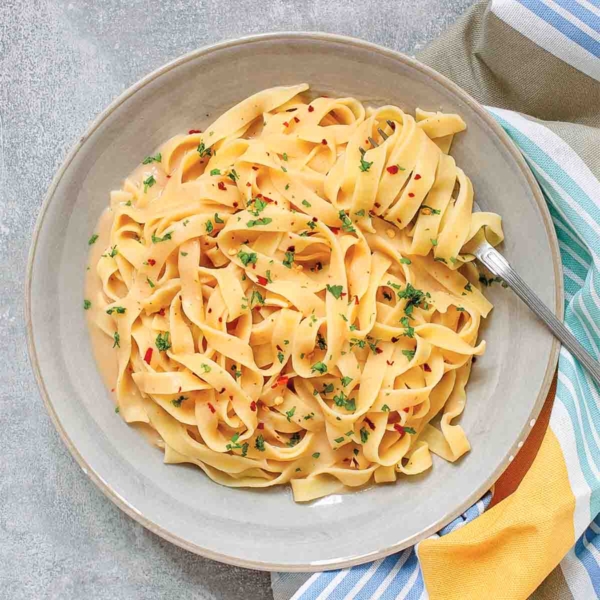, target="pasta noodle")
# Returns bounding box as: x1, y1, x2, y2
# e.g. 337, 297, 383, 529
85, 85, 504, 502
